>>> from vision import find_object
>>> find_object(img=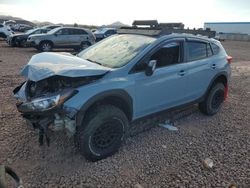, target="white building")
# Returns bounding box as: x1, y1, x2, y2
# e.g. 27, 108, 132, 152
204, 22, 250, 35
